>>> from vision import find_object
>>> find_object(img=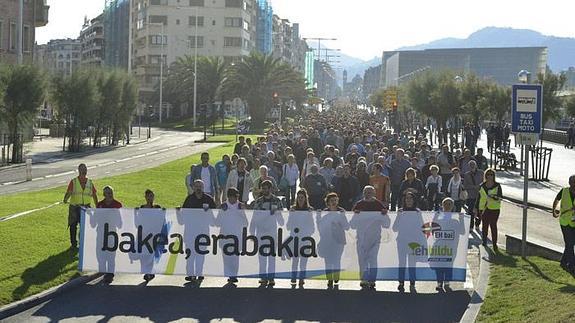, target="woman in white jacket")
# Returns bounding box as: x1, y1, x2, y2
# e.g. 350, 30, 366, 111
225, 158, 253, 203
